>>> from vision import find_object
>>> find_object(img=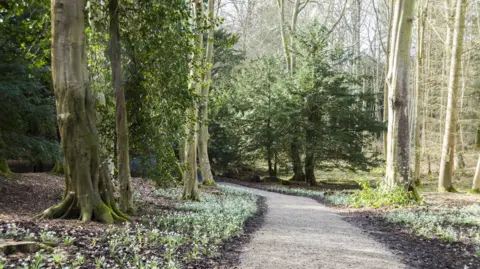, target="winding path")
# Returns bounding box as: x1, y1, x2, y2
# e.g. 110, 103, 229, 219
223, 183, 405, 269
